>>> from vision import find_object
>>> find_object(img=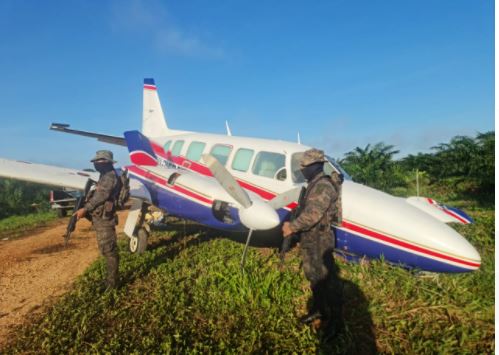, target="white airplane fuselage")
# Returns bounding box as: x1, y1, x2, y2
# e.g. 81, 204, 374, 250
125, 127, 481, 273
